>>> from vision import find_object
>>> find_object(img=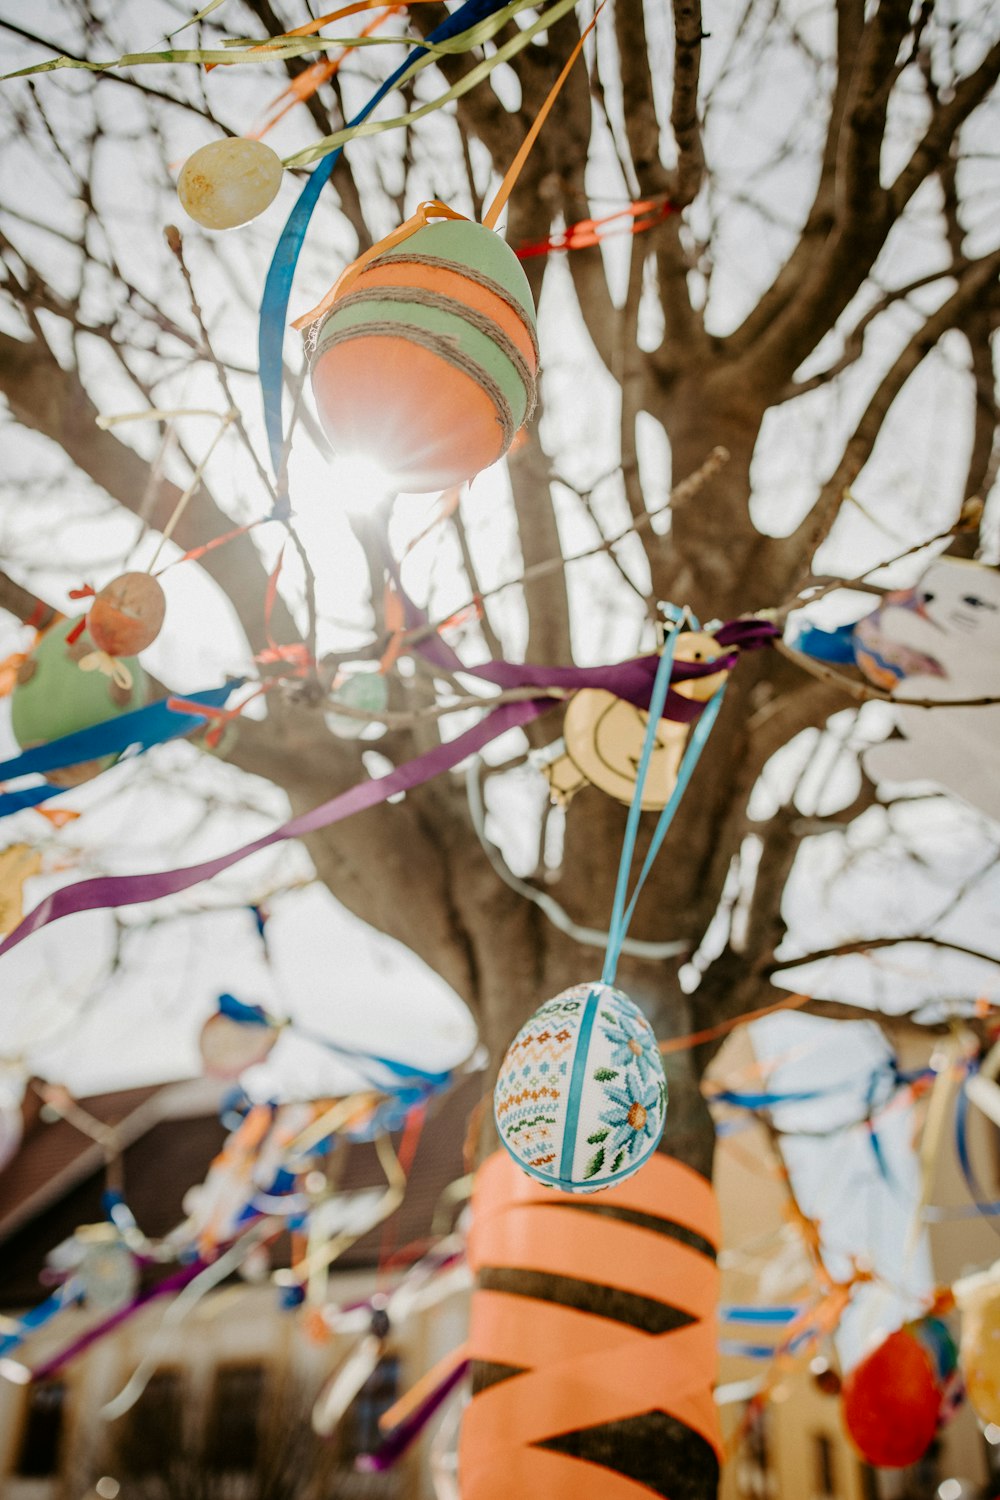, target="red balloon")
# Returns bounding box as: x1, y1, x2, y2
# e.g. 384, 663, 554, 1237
842, 1326, 942, 1468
